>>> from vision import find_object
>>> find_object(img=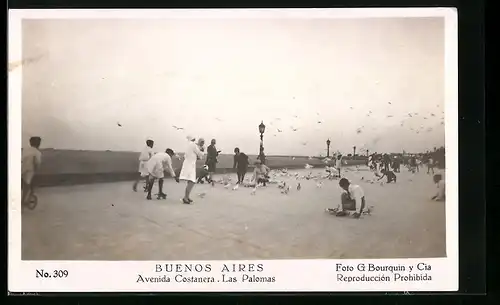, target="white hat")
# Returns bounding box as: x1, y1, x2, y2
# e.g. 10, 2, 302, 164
186, 135, 195, 142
